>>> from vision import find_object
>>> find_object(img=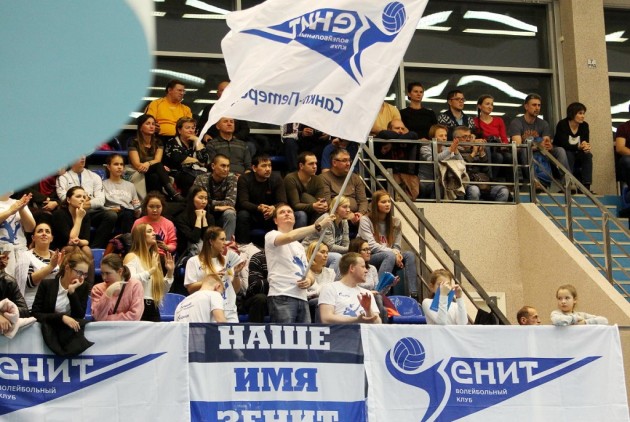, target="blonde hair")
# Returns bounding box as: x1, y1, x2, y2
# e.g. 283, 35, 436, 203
331, 195, 350, 215
129, 223, 166, 304
306, 241, 329, 261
